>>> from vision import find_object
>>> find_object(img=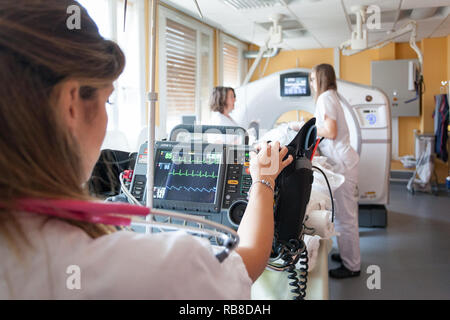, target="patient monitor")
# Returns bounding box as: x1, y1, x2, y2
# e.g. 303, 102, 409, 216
232, 68, 391, 226
129, 140, 252, 229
